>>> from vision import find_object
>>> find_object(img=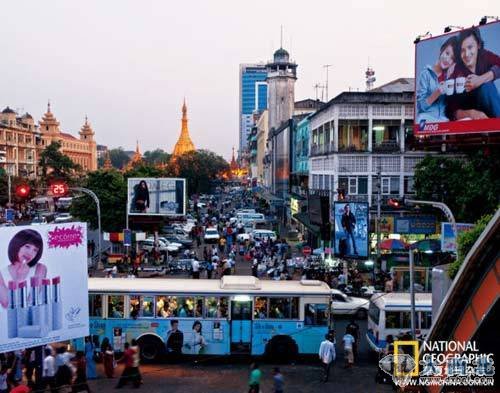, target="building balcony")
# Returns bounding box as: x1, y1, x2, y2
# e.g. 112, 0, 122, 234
372, 140, 400, 153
